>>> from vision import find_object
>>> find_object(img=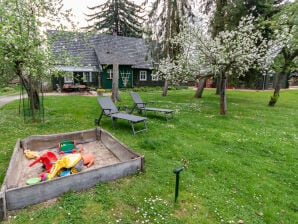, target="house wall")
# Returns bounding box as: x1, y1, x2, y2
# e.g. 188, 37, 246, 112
101, 65, 133, 89
133, 69, 164, 87
52, 67, 166, 90
52, 72, 99, 91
